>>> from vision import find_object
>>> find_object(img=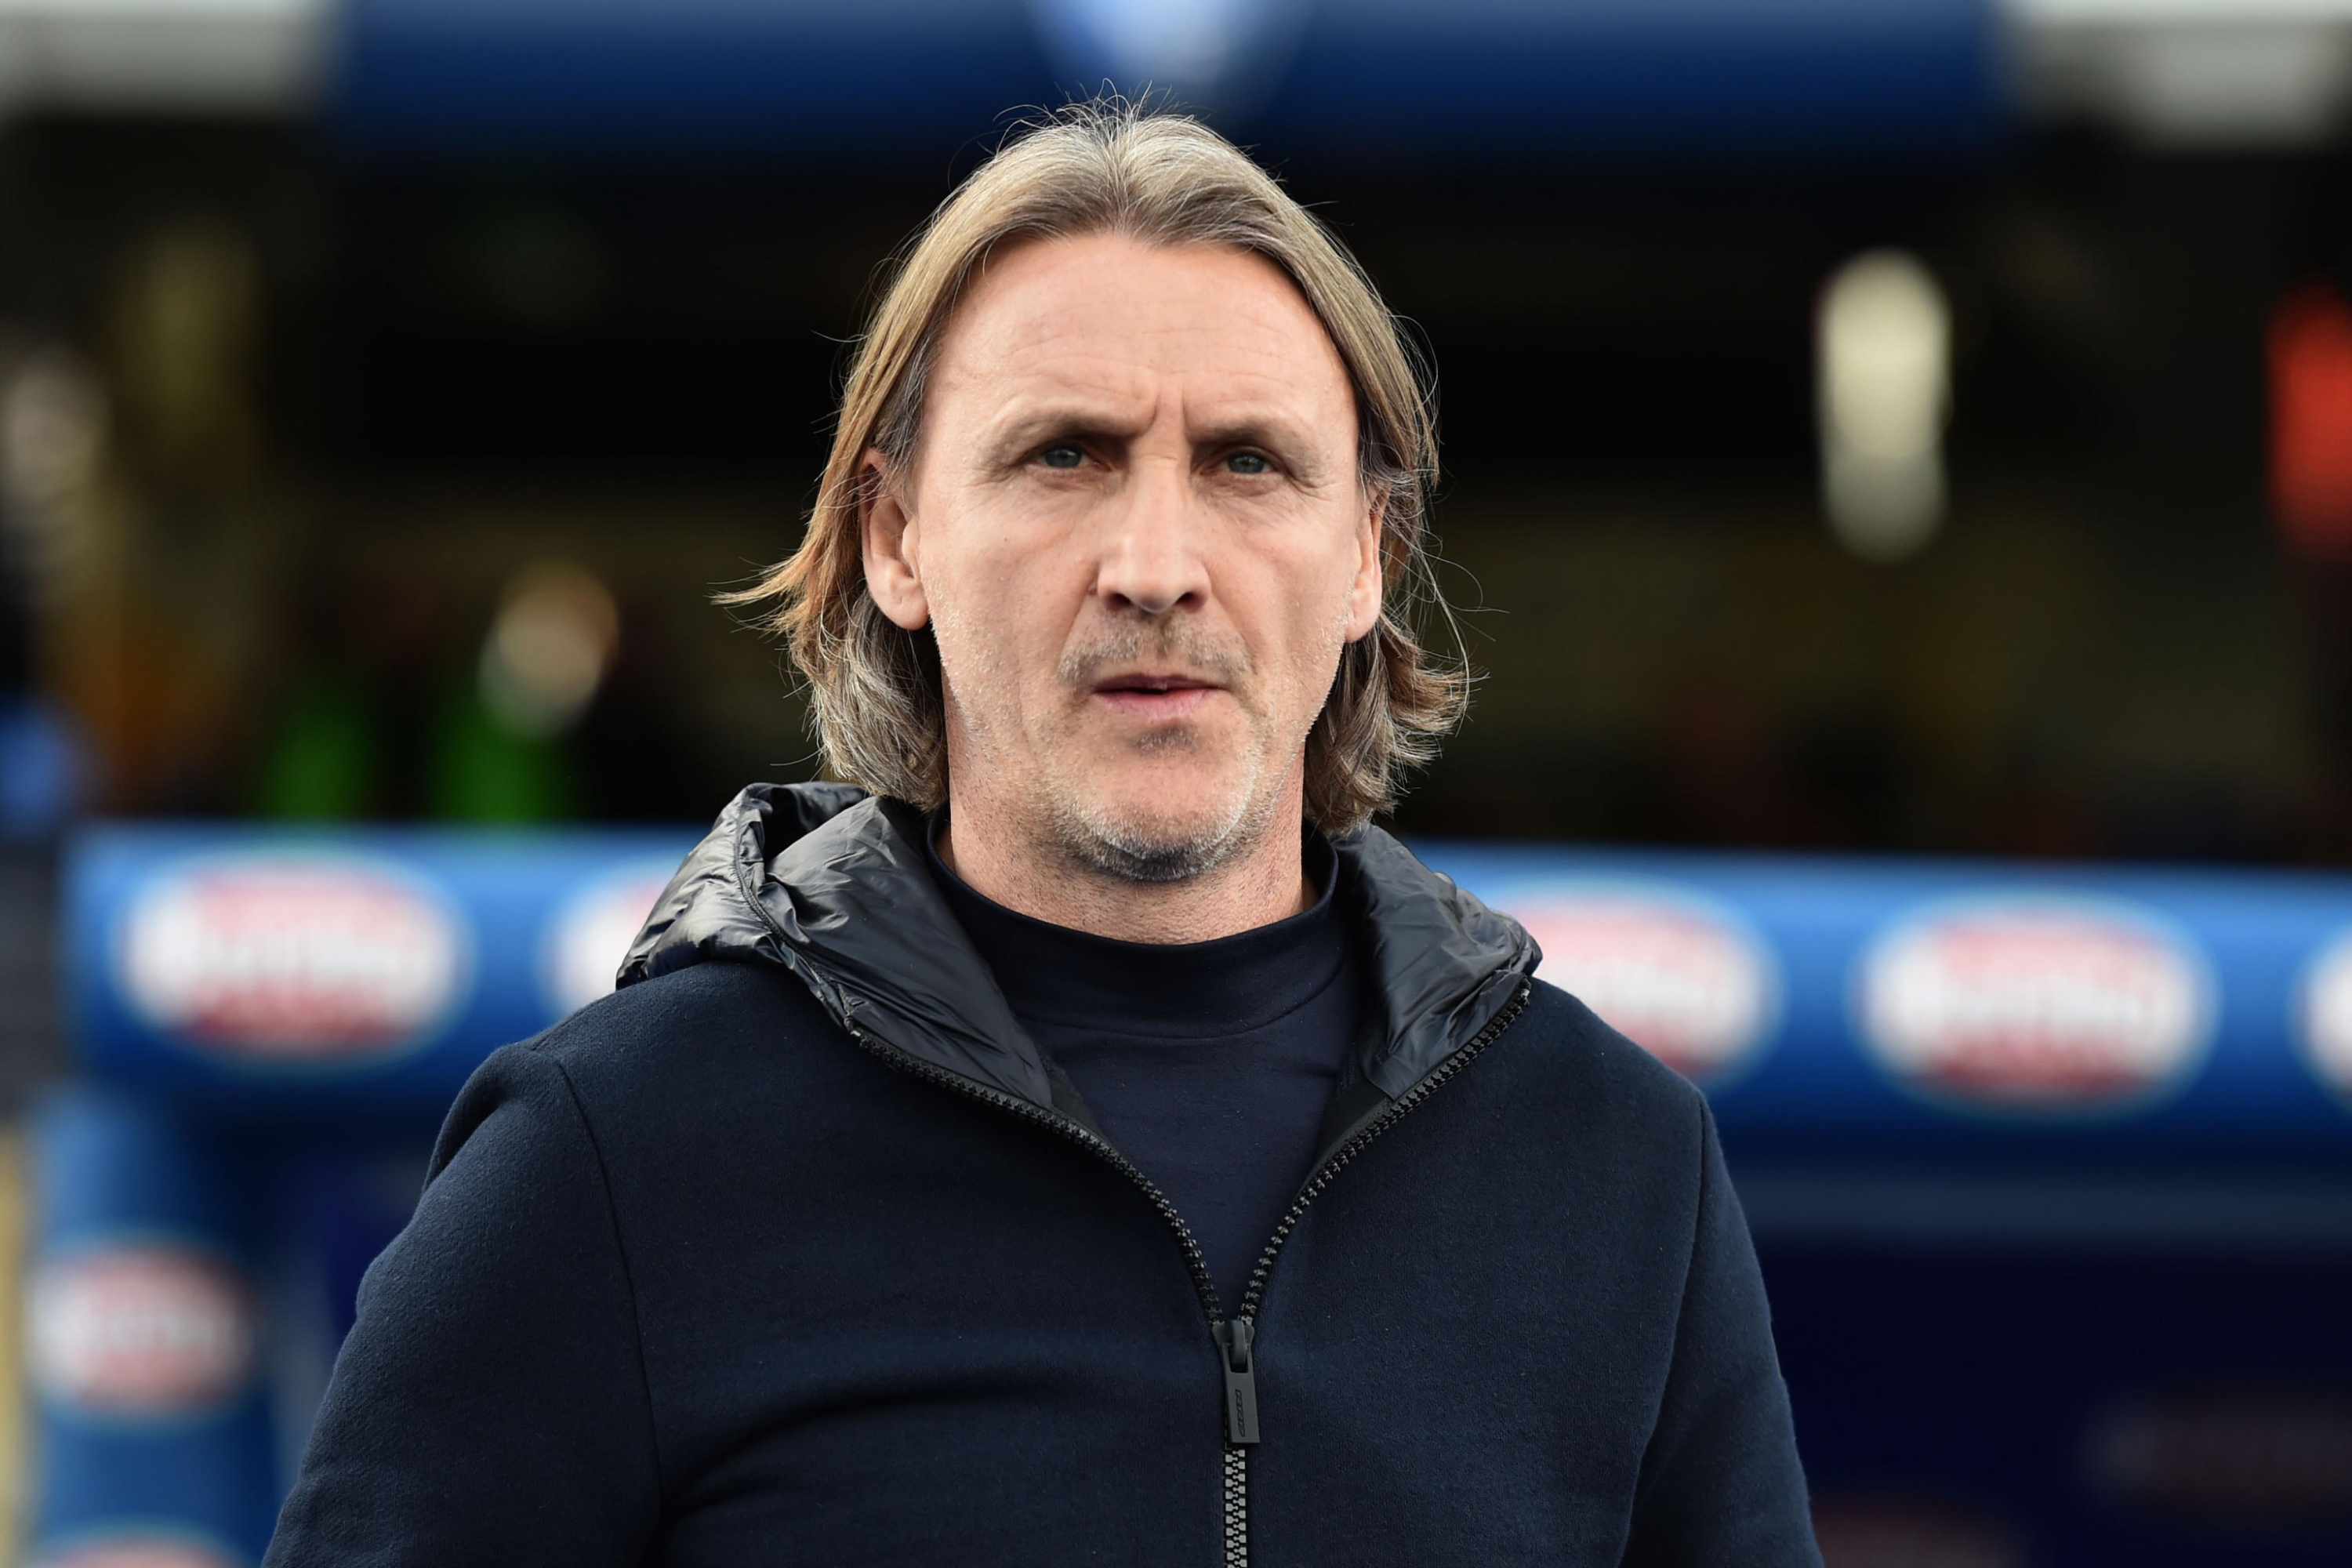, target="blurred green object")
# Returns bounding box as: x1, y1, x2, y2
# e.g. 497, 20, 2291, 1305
260, 677, 380, 820
429, 682, 579, 823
